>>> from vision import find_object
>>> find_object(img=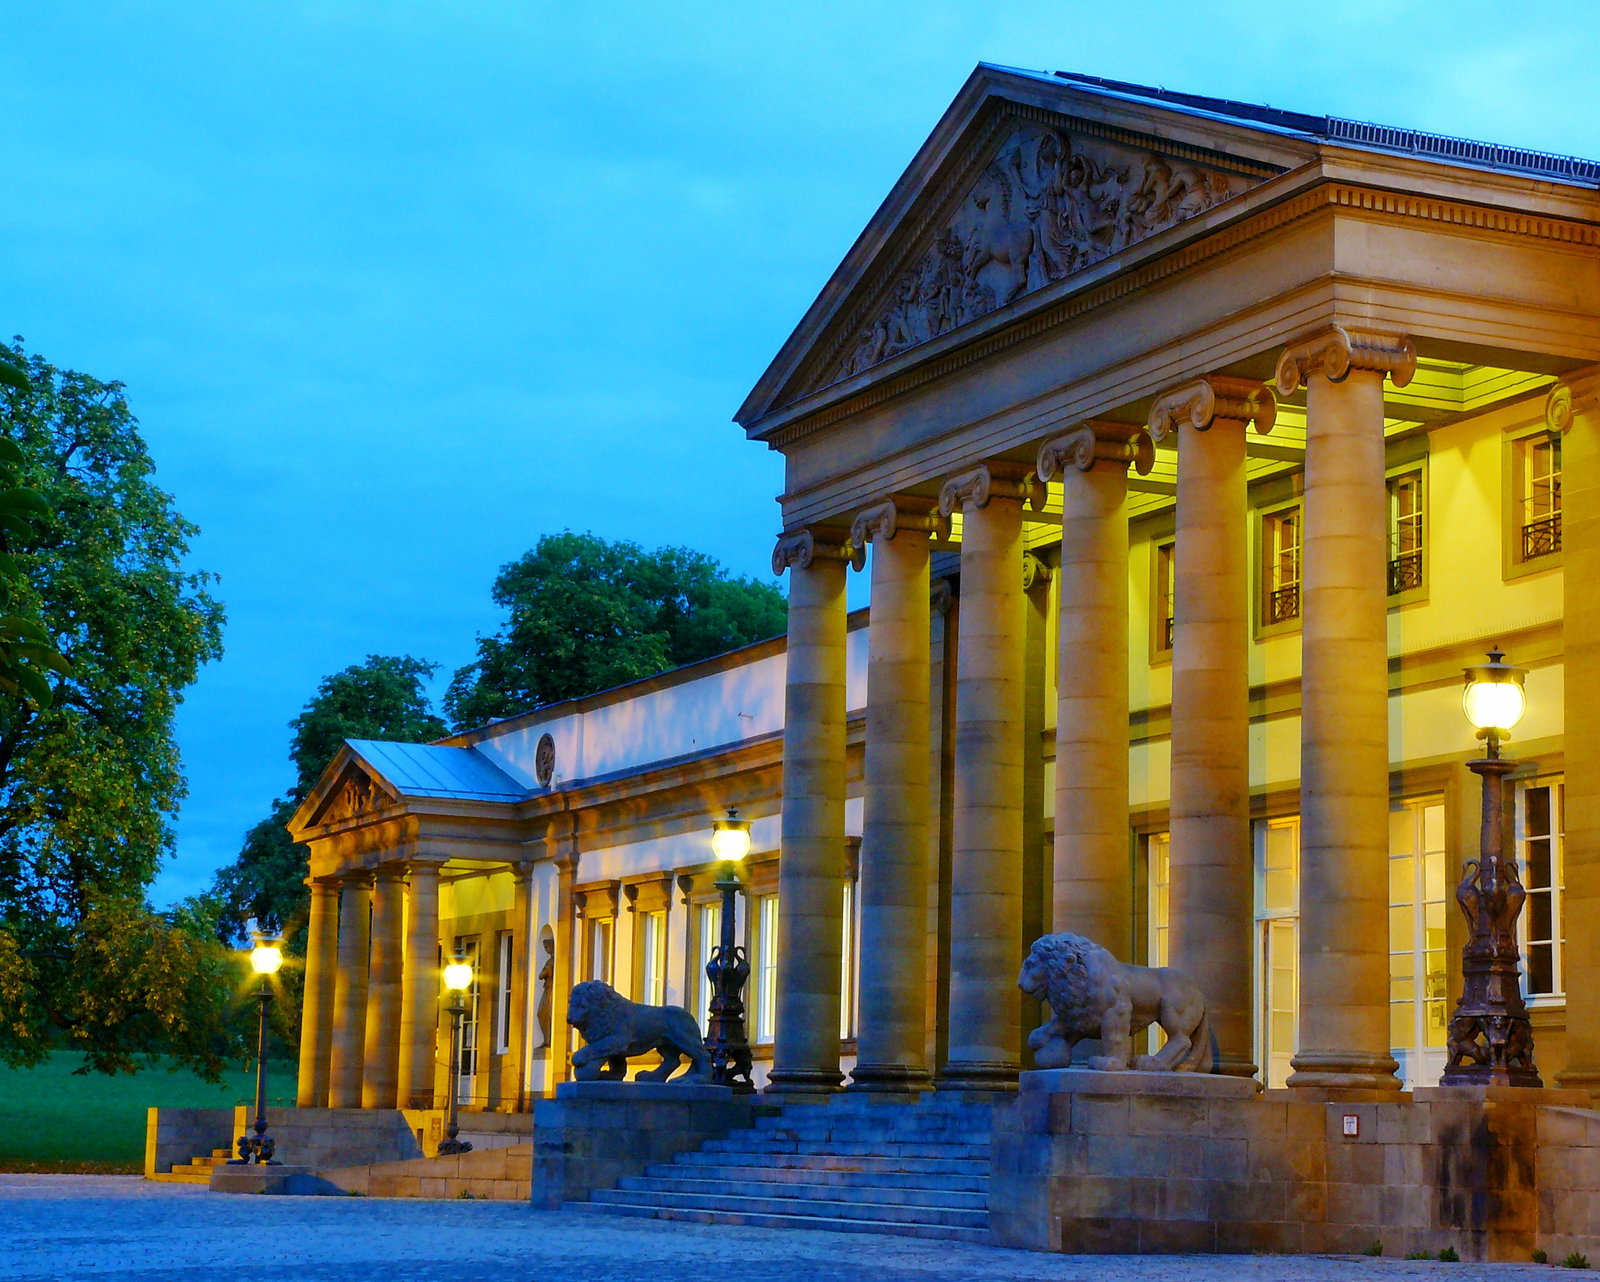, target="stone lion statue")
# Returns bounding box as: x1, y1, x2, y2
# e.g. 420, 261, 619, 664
1018, 932, 1212, 1073
567, 980, 711, 1083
